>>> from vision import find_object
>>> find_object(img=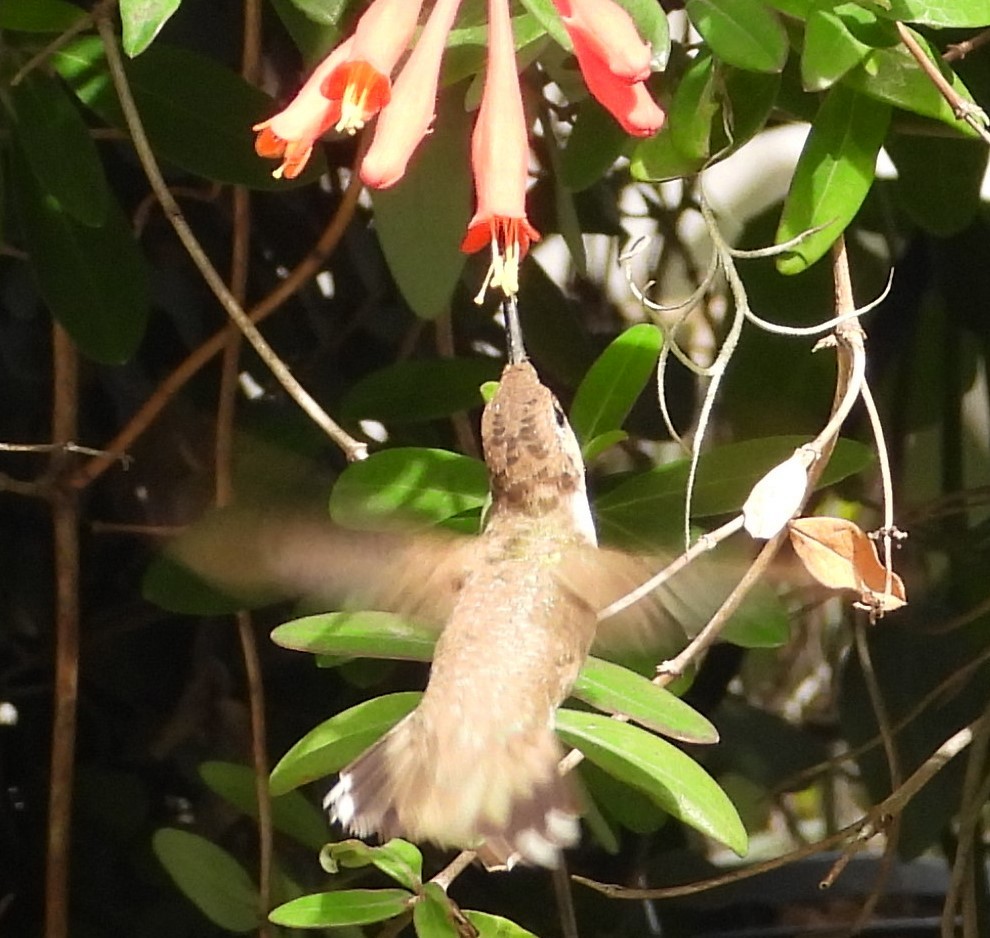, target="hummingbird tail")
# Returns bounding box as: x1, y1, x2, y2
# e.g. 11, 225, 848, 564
324, 713, 581, 869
